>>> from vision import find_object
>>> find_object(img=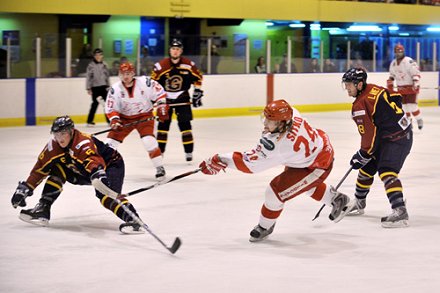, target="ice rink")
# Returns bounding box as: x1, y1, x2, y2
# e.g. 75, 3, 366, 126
1, 107, 440, 293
